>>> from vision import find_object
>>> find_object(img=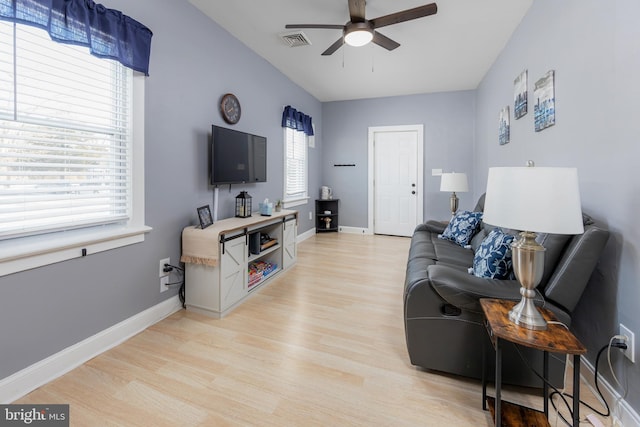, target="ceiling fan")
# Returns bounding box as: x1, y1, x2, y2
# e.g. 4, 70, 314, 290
285, 0, 438, 56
